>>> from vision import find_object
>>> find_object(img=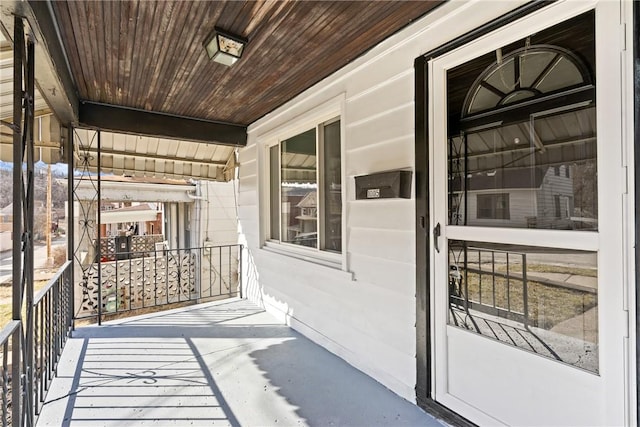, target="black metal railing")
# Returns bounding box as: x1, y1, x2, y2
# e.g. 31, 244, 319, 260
0, 320, 20, 426
76, 244, 243, 321
33, 261, 74, 415
0, 261, 74, 426
1, 244, 243, 424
